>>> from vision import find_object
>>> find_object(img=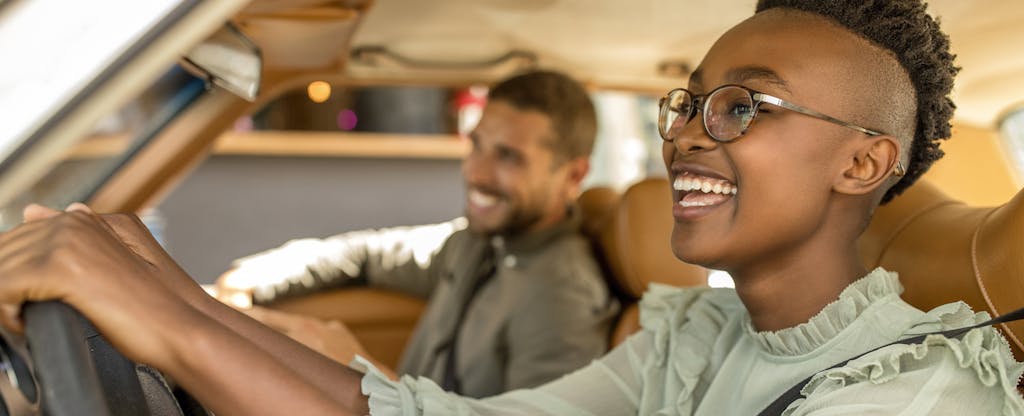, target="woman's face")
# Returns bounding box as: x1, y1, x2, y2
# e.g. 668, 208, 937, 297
663, 10, 885, 274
